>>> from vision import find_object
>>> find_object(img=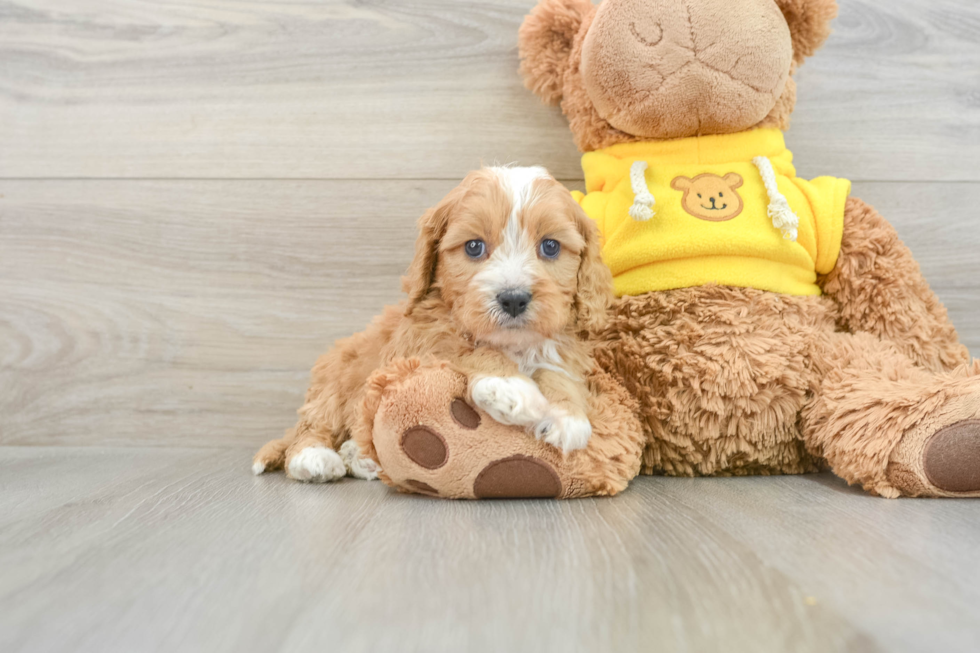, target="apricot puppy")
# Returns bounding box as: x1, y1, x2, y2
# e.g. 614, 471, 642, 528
253, 166, 612, 483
